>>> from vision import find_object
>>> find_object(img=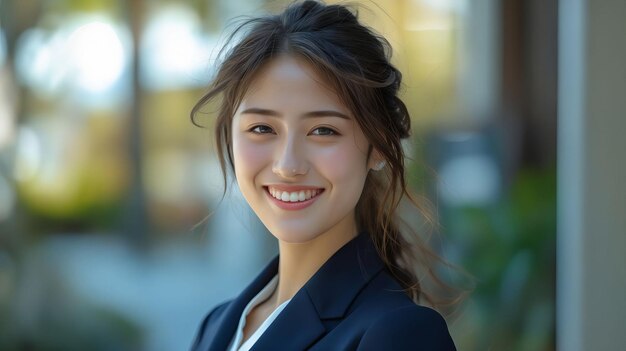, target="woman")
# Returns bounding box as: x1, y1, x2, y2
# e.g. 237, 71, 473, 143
190, 1, 459, 350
